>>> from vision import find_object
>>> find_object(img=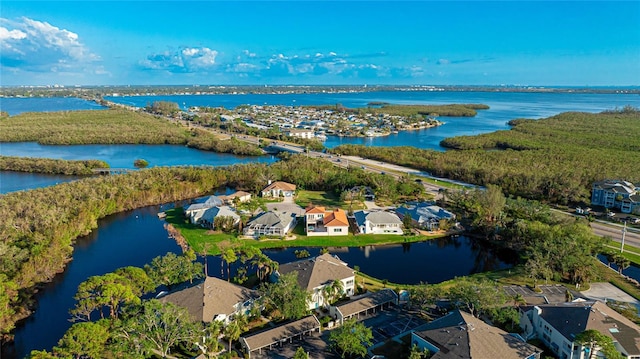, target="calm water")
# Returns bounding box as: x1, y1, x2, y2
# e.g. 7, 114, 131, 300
107, 91, 640, 150
0, 143, 276, 169
4, 205, 182, 358
0, 97, 106, 115
0, 171, 79, 194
